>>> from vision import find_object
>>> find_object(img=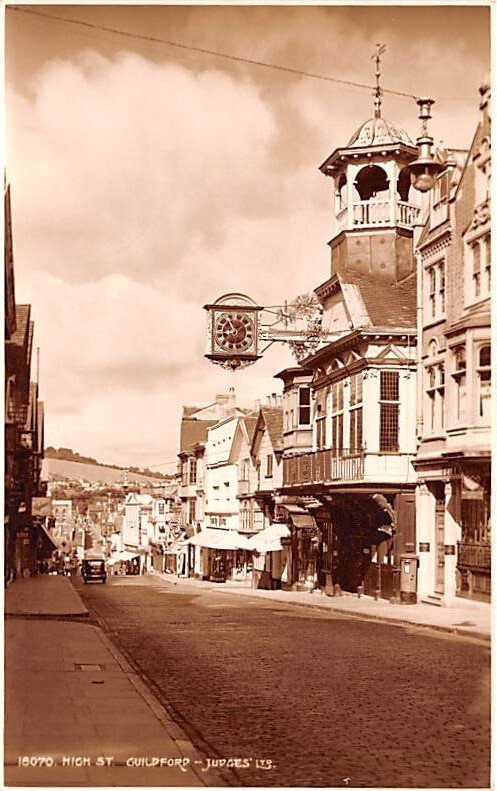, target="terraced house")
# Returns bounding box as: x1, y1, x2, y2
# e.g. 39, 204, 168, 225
414, 81, 491, 604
